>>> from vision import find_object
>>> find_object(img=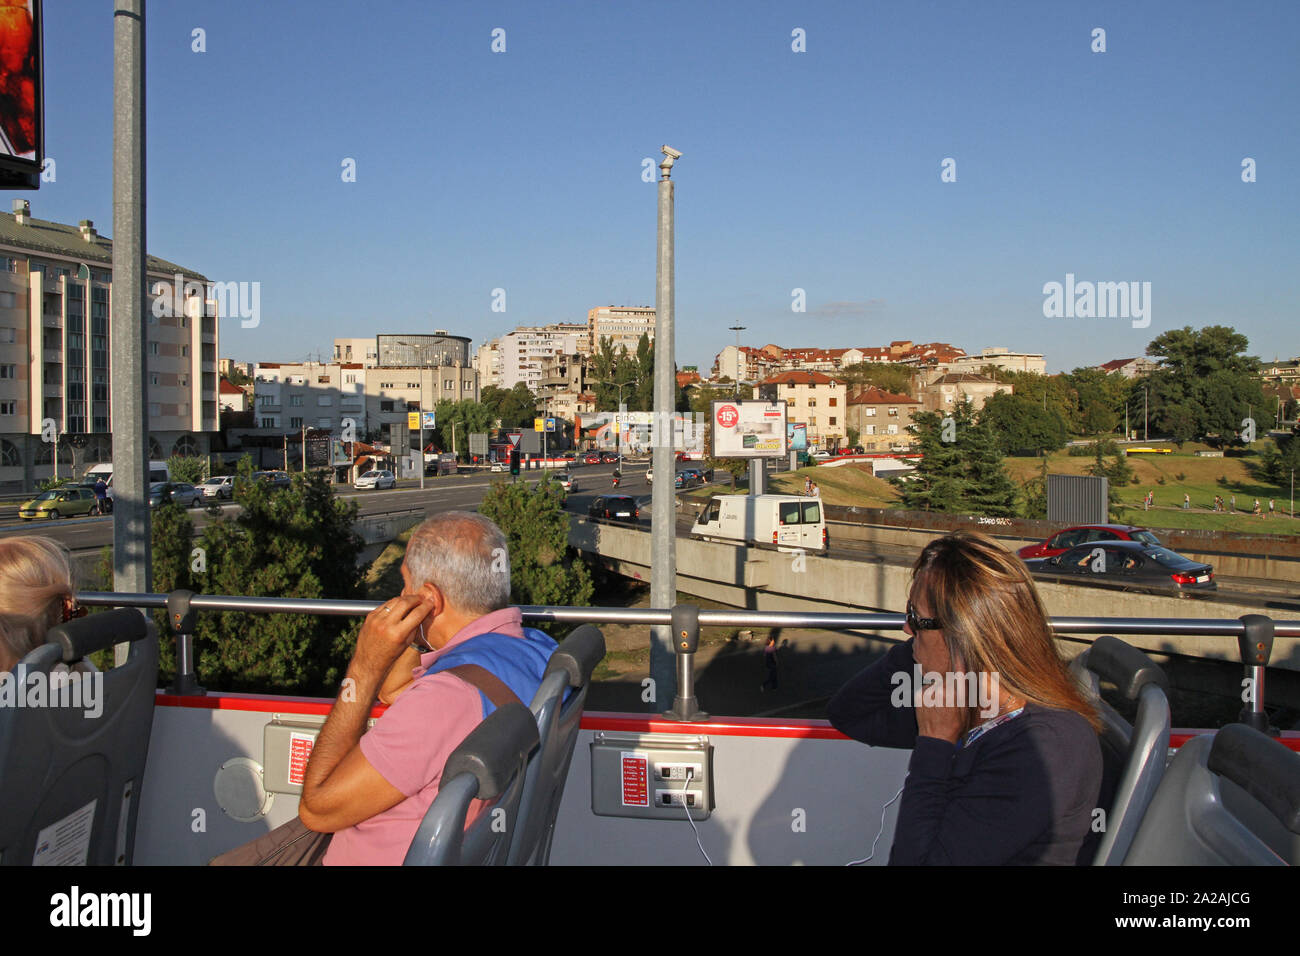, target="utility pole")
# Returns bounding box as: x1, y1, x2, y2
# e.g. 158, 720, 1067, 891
651, 145, 680, 712
1143, 387, 1148, 442
301, 424, 307, 472
111, 0, 151, 615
